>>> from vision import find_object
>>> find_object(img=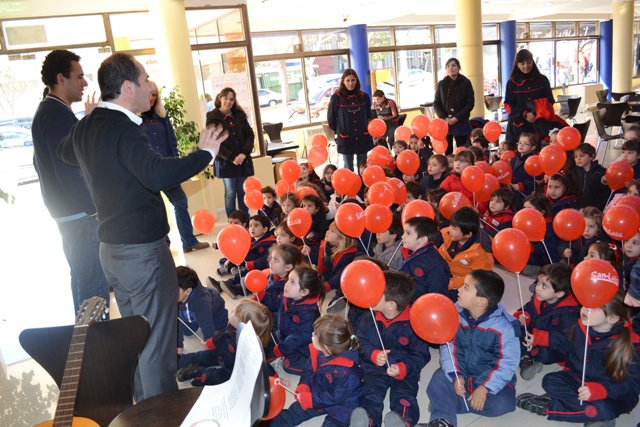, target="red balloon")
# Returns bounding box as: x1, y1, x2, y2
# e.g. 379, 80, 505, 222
394, 125, 412, 143
243, 176, 262, 193
335, 203, 366, 238
524, 155, 543, 177
368, 118, 387, 138
245, 270, 268, 293
275, 179, 293, 197
217, 224, 252, 266
362, 165, 386, 187
539, 145, 567, 176
262, 268, 271, 276
386, 177, 407, 205
439, 192, 473, 220
296, 186, 318, 201
192, 209, 215, 234
428, 118, 448, 141
411, 115, 430, 139
513, 208, 546, 242
365, 204, 394, 233
331, 168, 357, 195
368, 146, 393, 168
346, 173, 362, 197
473, 173, 500, 203
263, 376, 286, 420
475, 161, 491, 173
552, 208, 586, 241
368, 181, 395, 207
280, 160, 301, 184
454, 146, 467, 155
432, 139, 448, 155
244, 189, 264, 211
401, 200, 435, 225
616, 195, 640, 217
308, 145, 328, 170
311, 134, 328, 148
461, 165, 485, 193
571, 259, 620, 309
492, 228, 531, 274
483, 121, 502, 143
602, 205, 640, 241
287, 208, 312, 238
606, 160, 634, 191
396, 150, 420, 176
556, 127, 581, 151
410, 293, 459, 344
340, 260, 386, 308
490, 160, 513, 185
501, 150, 516, 162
